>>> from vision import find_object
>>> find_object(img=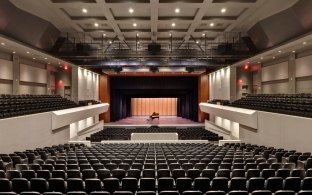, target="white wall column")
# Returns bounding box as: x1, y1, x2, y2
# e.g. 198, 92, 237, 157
12, 54, 20, 95
288, 53, 296, 93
